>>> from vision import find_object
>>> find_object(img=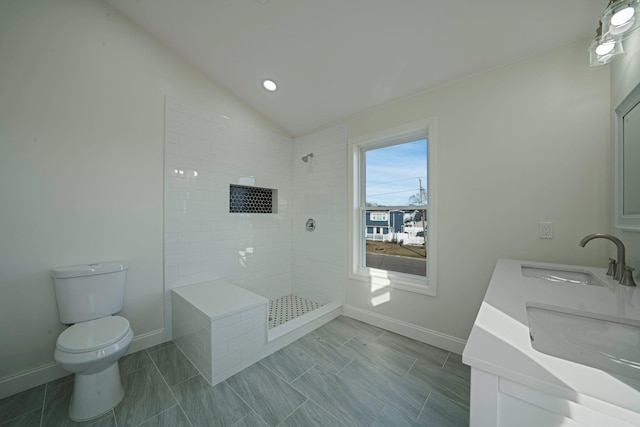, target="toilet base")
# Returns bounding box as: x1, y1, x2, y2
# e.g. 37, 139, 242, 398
69, 362, 124, 422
